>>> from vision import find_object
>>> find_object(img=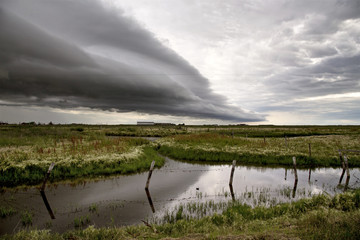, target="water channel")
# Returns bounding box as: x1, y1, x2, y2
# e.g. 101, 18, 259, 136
1, 157, 359, 235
